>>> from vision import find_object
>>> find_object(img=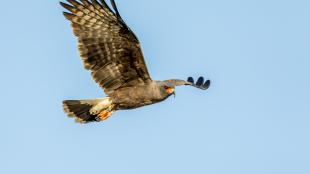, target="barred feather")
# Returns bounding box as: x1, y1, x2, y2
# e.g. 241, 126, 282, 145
60, 0, 151, 95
